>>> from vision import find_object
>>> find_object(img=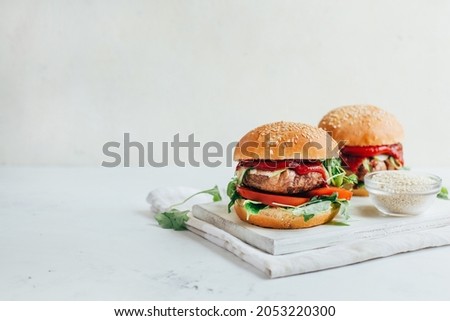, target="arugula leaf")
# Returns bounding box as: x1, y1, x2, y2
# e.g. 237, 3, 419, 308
291, 200, 330, 215
206, 186, 223, 202
303, 213, 315, 222
227, 177, 240, 213
299, 193, 339, 206
155, 185, 222, 230
170, 185, 222, 208
322, 158, 357, 188
243, 200, 267, 215
438, 186, 449, 200
290, 193, 350, 221
227, 177, 237, 198
155, 209, 189, 230
226, 168, 252, 213
242, 198, 347, 224
327, 221, 350, 226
